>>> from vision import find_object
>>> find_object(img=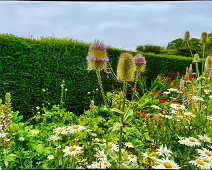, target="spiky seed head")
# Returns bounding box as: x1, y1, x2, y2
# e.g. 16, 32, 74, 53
117, 52, 135, 82
193, 54, 200, 63
188, 64, 193, 76
205, 56, 212, 71
201, 32, 208, 43
134, 54, 147, 73
87, 40, 109, 71
184, 31, 190, 41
